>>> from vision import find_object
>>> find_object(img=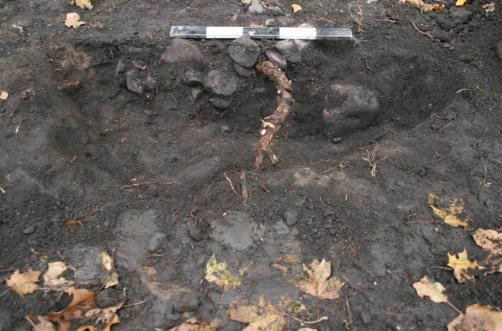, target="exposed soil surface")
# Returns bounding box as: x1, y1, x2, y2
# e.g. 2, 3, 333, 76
1, 0, 501, 330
